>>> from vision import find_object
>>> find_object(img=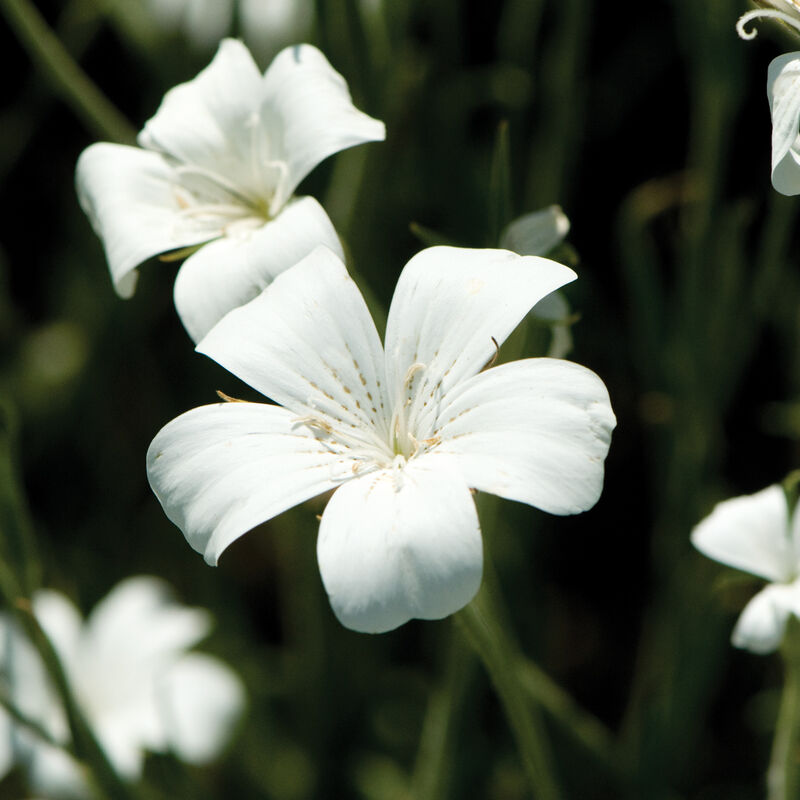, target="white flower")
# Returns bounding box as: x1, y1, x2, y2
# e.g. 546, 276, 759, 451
500, 205, 574, 358
691, 484, 800, 654
147, 244, 616, 634
0, 577, 245, 798
76, 39, 385, 343
737, 4, 800, 194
